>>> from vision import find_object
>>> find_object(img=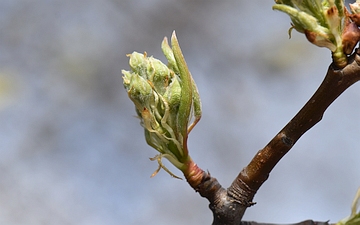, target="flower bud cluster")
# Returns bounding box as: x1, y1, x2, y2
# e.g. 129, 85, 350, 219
122, 32, 201, 178
273, 0, 360, 68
